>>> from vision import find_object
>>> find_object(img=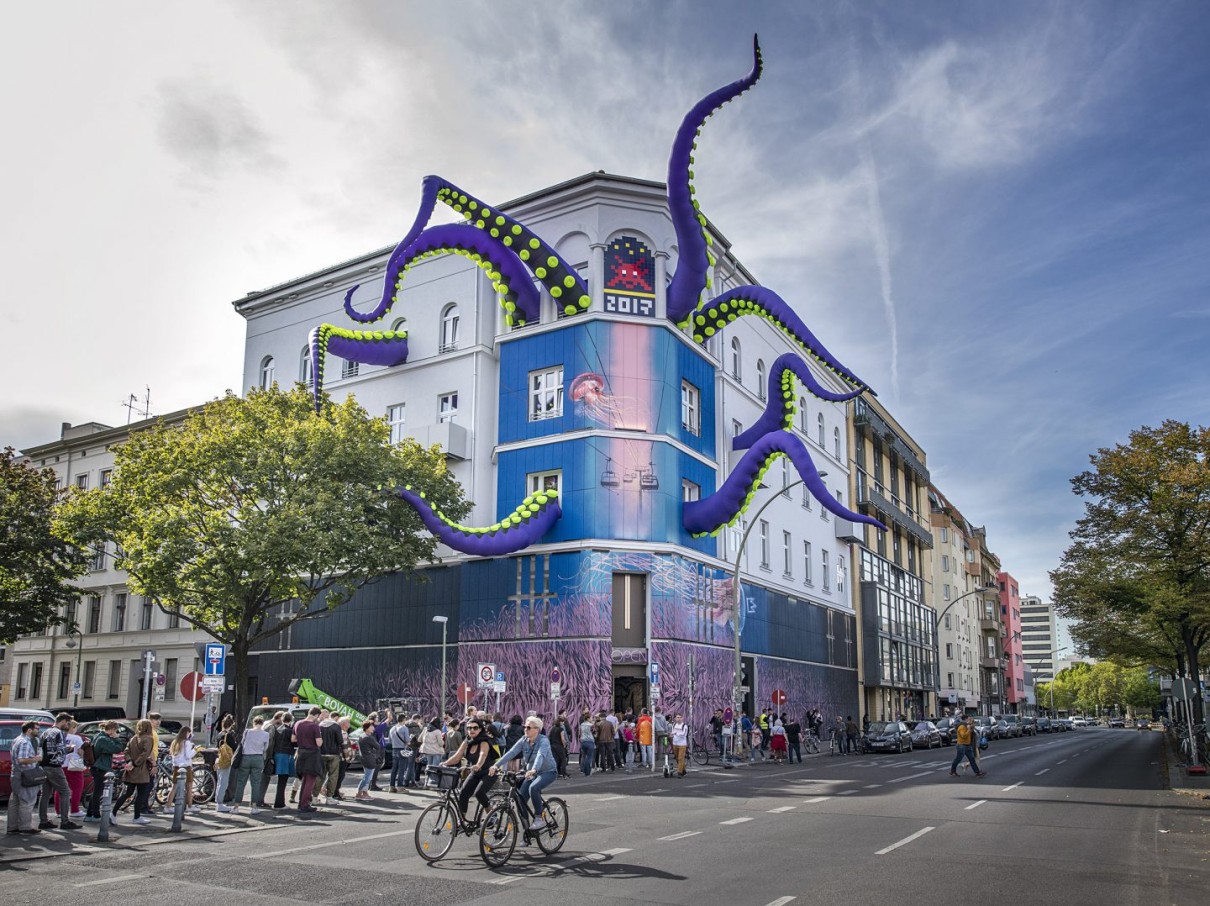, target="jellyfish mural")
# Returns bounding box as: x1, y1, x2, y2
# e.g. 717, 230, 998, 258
568, 372, 649, 429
